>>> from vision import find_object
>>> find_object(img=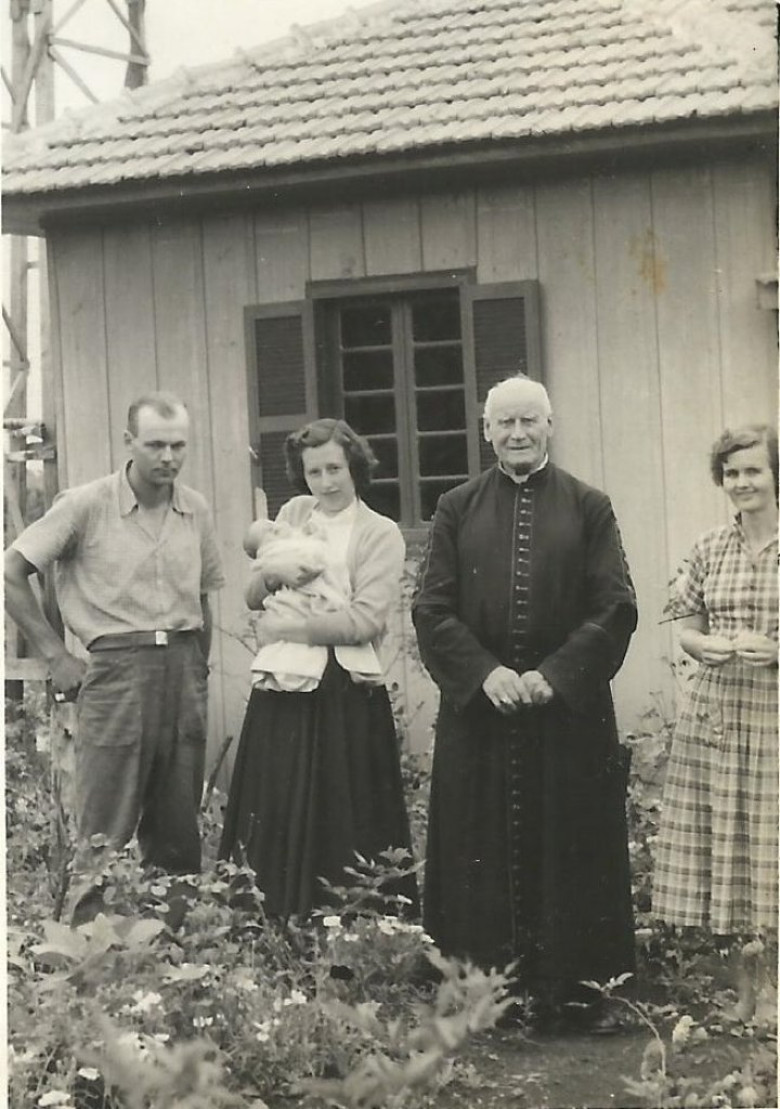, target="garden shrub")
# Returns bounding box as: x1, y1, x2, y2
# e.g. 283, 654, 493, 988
6, 685, 776, 1109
